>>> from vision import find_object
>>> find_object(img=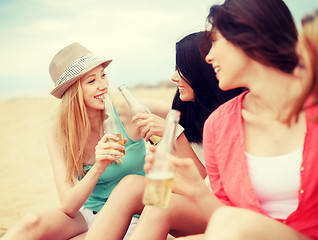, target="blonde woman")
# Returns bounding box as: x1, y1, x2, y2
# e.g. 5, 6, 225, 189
2, 43, 168, 240
294, 10, 318, 115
